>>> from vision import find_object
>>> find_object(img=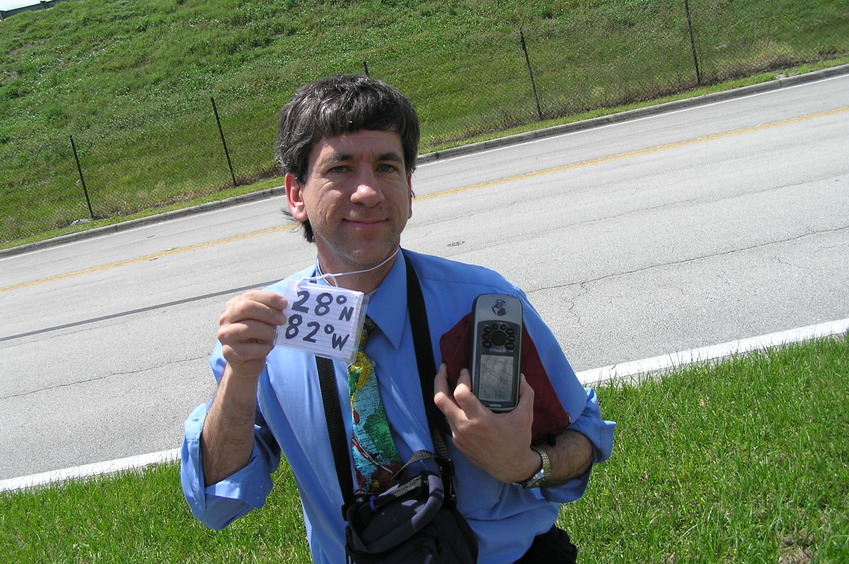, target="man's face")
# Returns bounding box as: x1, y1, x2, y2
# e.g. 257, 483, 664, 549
286, 129, 413, 275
